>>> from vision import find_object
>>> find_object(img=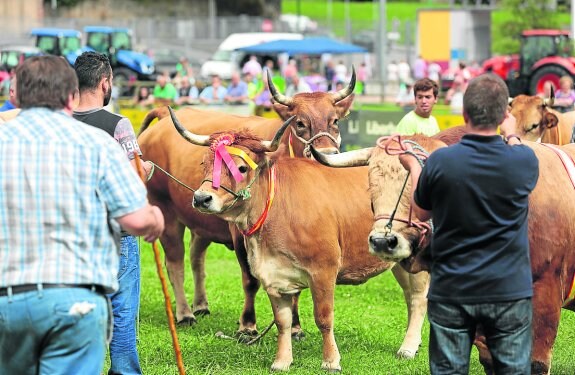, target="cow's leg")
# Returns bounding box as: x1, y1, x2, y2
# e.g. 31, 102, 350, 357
530, 278, 561, 375
291, 292, 304, 340
231, 234, 259, 338
268, 293, 294, 372
159, 212, 196, 325
391, 264, 429, 359
189, 235, 212, 316
310, 276, 341, 371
